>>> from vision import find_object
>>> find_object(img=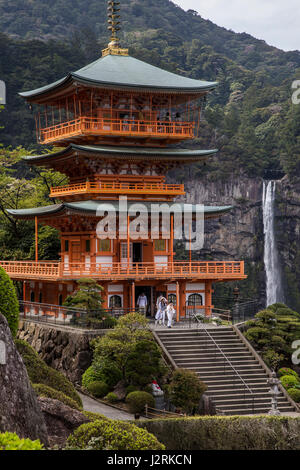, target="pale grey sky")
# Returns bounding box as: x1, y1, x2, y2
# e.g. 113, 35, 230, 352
174, 0, 300, 51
